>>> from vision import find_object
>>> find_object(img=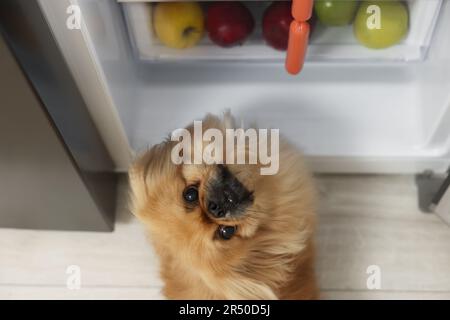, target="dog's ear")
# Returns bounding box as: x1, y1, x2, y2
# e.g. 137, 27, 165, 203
194, 111, 237, 134
199, 113, 228, 133
223, 110, 236, 129
128, 142, 175, 218
129, 150, 151, 217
